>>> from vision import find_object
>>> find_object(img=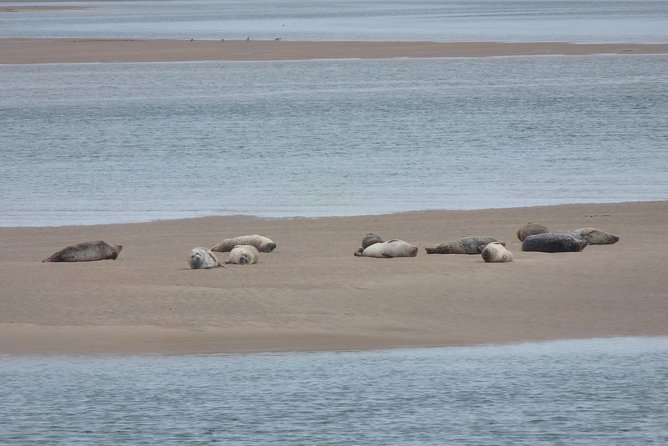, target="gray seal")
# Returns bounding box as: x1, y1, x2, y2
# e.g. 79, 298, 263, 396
225, 245, 260, 265
481, 242, 514, 263
564, 228, 619, 245
211, 234, 276, 253
42, 240, 123, 262
517, 222, 549, 241
355, 233, 384, 255
354, 240, 418, 258
188, 247, 221, 269
425, 236, 504, 255
521, 233, 588, 253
